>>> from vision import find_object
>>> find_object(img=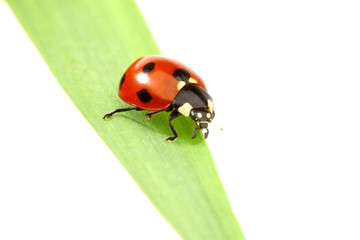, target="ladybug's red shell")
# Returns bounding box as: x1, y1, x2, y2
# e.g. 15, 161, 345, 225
118, 55, 207, 111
